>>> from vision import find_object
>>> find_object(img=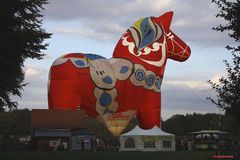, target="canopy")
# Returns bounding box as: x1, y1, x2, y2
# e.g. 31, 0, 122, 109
122, 125, 174, 136
120, 125, 175, 151
191, 130, 228, 134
